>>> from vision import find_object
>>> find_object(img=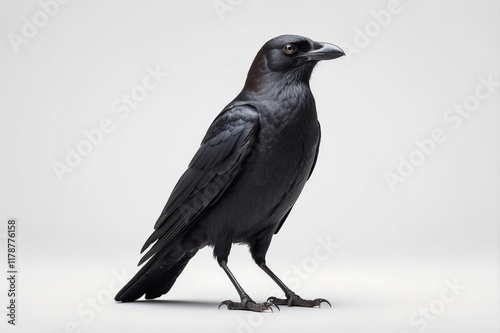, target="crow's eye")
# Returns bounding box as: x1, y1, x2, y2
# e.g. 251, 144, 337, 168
283, 44, 297, 55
